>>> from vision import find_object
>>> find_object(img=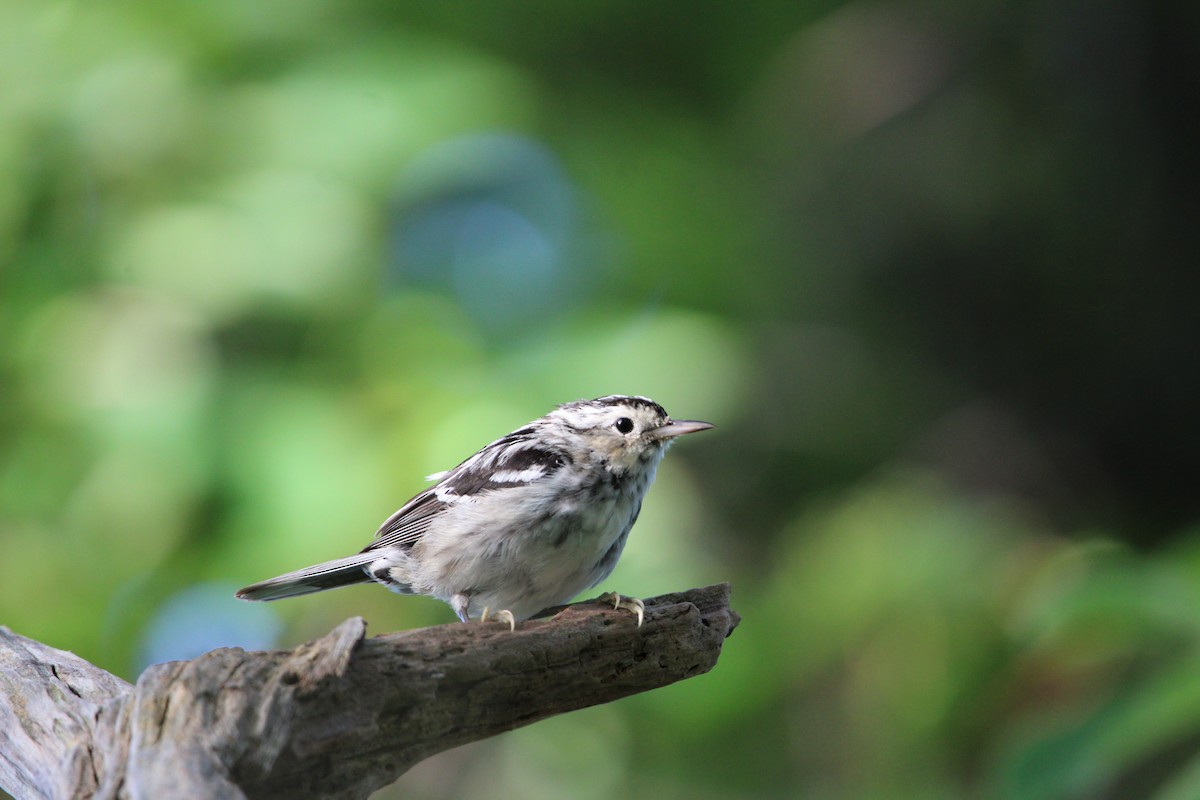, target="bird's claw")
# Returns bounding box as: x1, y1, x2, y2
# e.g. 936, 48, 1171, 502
598, 591, 645, 627
480, 606, 516, 632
